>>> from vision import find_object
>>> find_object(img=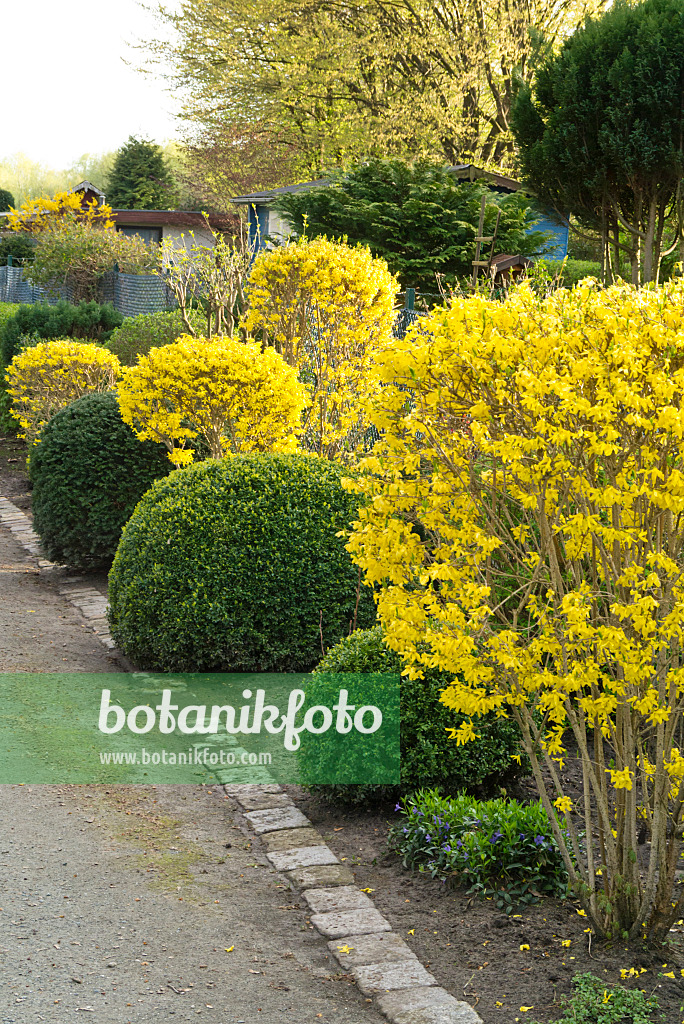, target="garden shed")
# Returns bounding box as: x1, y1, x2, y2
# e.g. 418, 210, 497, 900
232, 164, 569, 260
